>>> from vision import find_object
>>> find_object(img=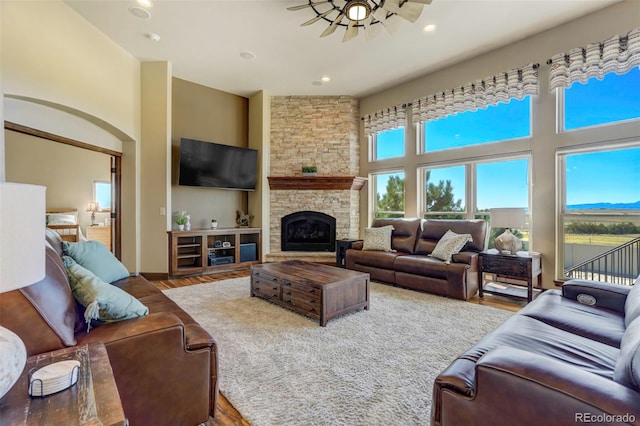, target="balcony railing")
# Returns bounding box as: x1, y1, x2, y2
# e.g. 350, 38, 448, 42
564, 236, 640, 286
